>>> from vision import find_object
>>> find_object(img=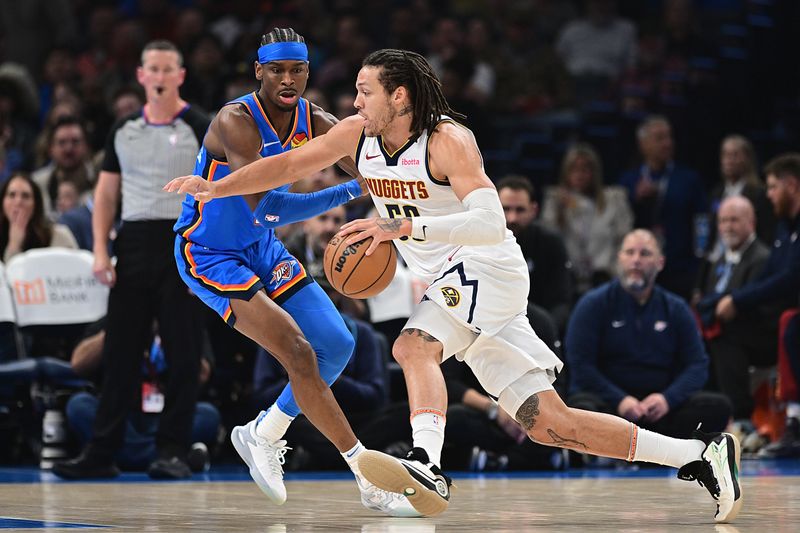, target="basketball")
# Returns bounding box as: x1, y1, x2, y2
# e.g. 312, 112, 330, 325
323, 235, 396, 299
